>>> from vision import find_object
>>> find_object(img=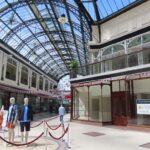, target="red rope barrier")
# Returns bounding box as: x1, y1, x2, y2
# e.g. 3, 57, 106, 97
45, 121, 61, 130
0, 132, 44, 146
31, 121, 43, 128
48, 126, 68, 140
62, 124, 65, 132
